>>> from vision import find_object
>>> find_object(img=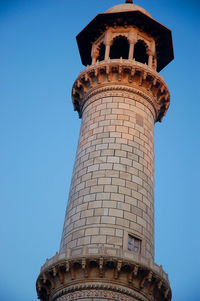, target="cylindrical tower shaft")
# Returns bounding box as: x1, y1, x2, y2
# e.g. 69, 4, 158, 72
36, 2, 174, 301
60, 83, 155, 261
